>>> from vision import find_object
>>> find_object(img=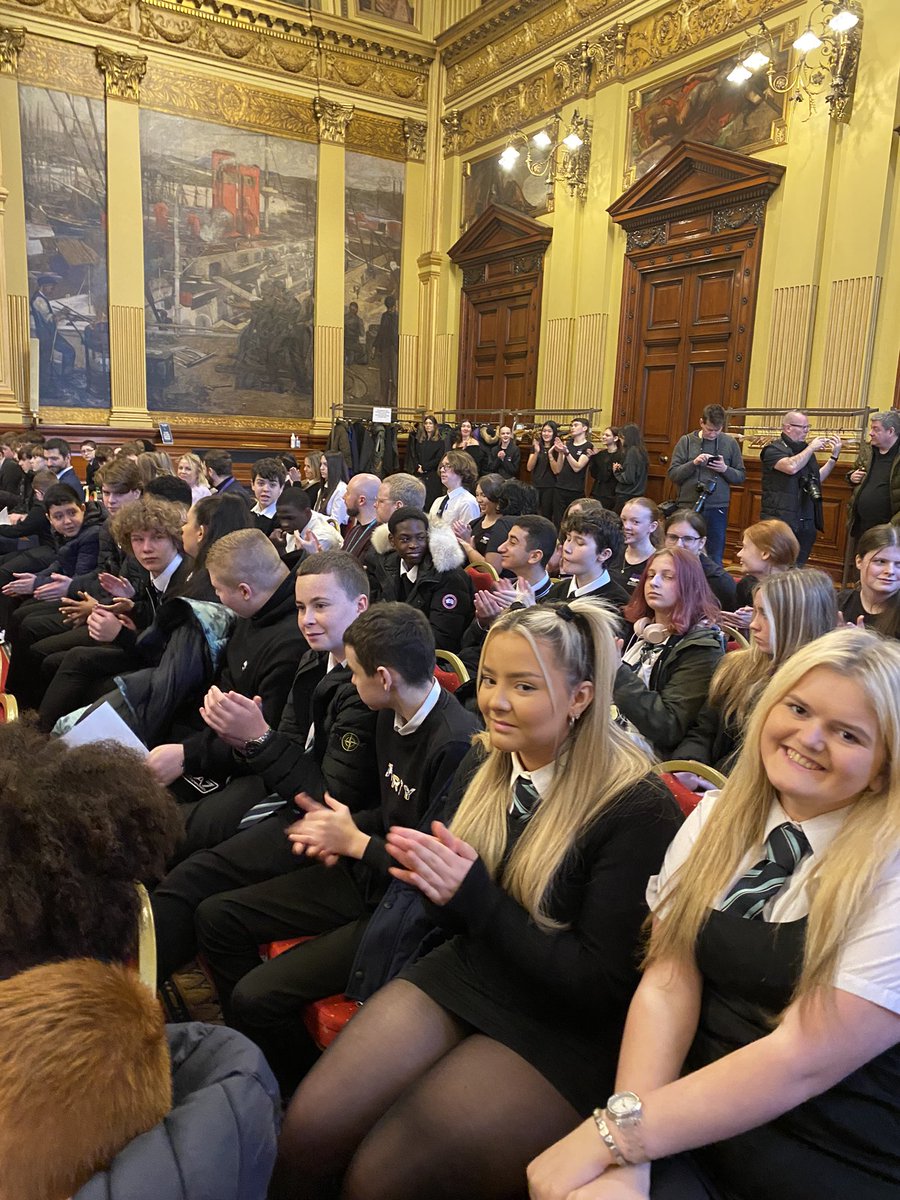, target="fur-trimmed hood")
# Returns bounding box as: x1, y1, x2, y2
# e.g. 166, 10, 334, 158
370, 518, 466, 572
